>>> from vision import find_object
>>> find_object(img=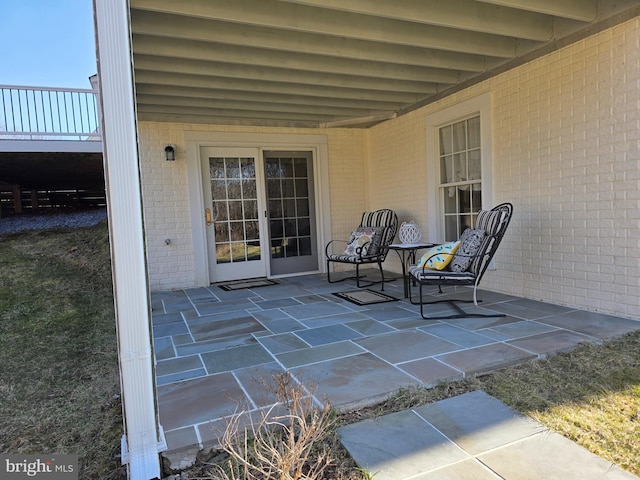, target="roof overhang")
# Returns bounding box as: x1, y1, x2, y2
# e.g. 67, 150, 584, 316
129, 0, 640, 128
